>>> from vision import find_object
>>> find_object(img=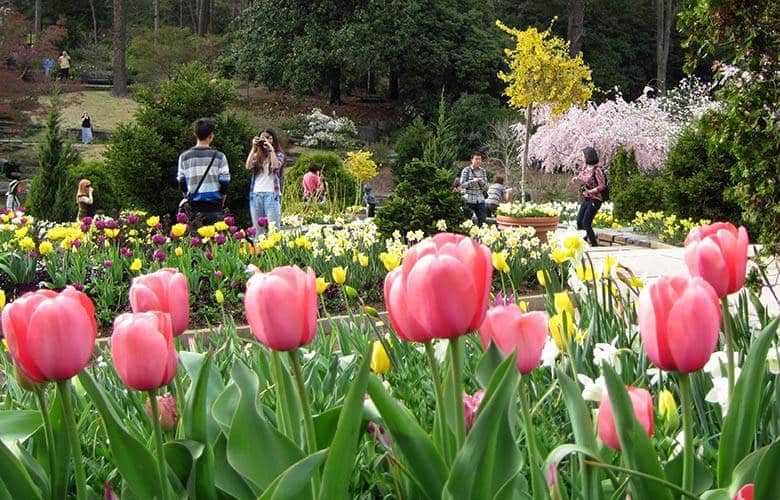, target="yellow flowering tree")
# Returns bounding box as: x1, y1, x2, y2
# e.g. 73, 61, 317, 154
497, 21, 594, 202
344, 150, 378, 205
